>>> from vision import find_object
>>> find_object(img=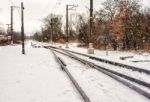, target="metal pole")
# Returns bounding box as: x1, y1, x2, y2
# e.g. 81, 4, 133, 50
41, 27, 44, 42
6, 24, 11, 43
21, 2, 25, 54
65, 4, 77, 48
11, 6, 13, 44
66, 5, 69, 48
90, 0, 93, 43
87, 0, 94, 54
51, 18, 53, 44
6, 24, 11, 33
